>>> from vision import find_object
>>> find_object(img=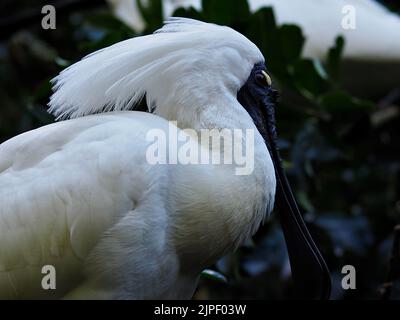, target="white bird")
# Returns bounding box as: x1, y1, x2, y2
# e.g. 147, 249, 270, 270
0, 18, 330, 299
